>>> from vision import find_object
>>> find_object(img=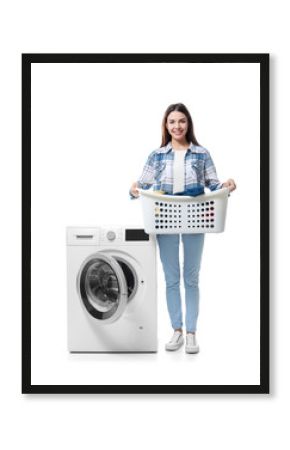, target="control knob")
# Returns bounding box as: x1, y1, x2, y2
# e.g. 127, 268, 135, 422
106, 231, 116, 241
